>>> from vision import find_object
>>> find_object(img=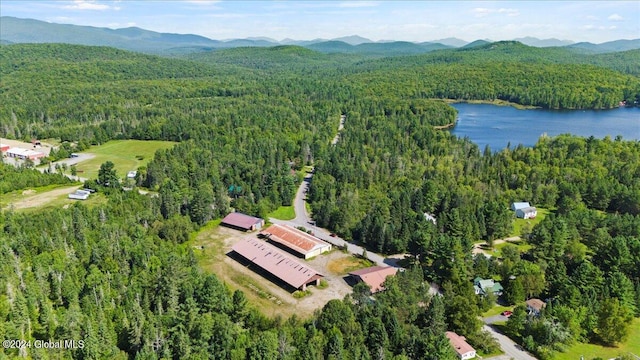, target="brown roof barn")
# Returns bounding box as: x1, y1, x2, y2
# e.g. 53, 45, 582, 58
221, 212, 265, 231
259, 224, 332, 259
231, 238, 323, 291
349, 266, 398, 293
